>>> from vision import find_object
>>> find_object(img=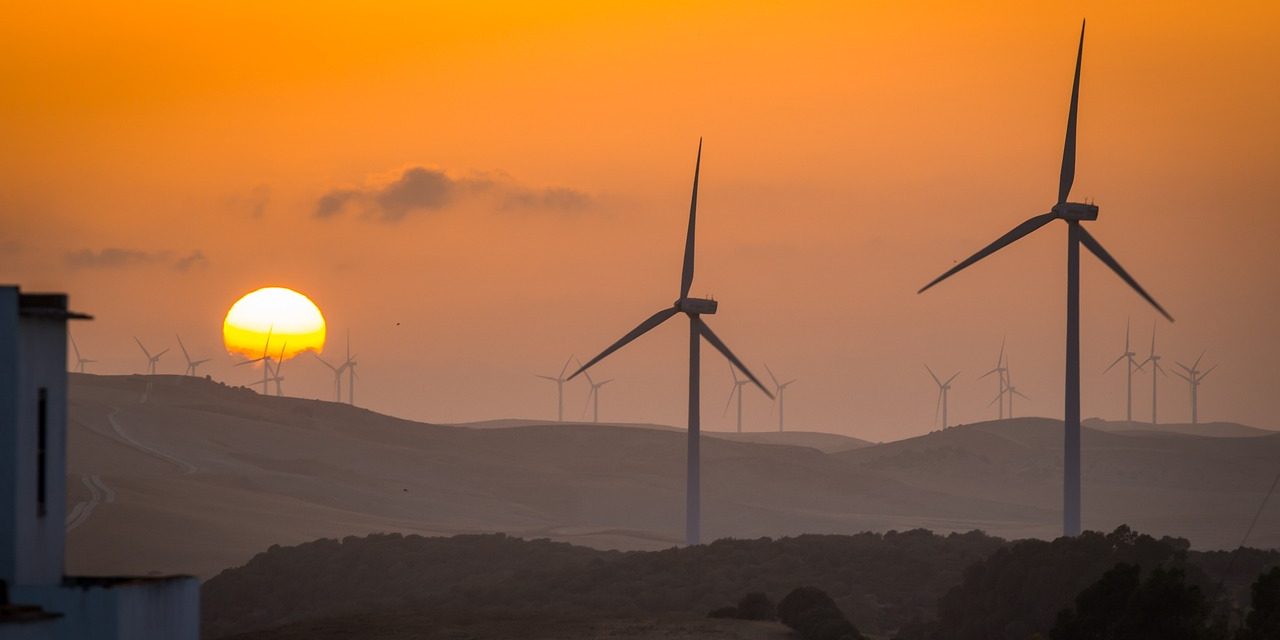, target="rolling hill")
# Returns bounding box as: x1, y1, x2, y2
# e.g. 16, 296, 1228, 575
64, 373, 1280, 580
